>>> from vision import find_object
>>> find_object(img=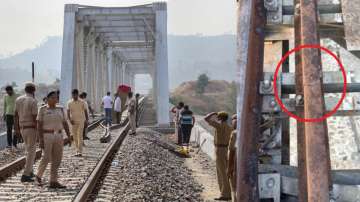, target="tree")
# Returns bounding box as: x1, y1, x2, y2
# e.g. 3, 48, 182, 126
11, 81, 17, 88
227, 81, 237, 113
196, 73, 209, 94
